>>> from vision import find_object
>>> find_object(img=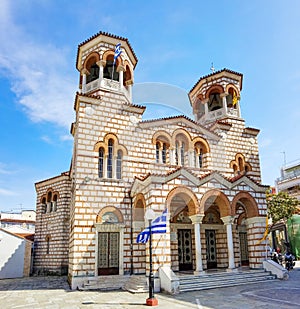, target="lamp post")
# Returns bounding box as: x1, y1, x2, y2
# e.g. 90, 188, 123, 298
144, 208, 158, 306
